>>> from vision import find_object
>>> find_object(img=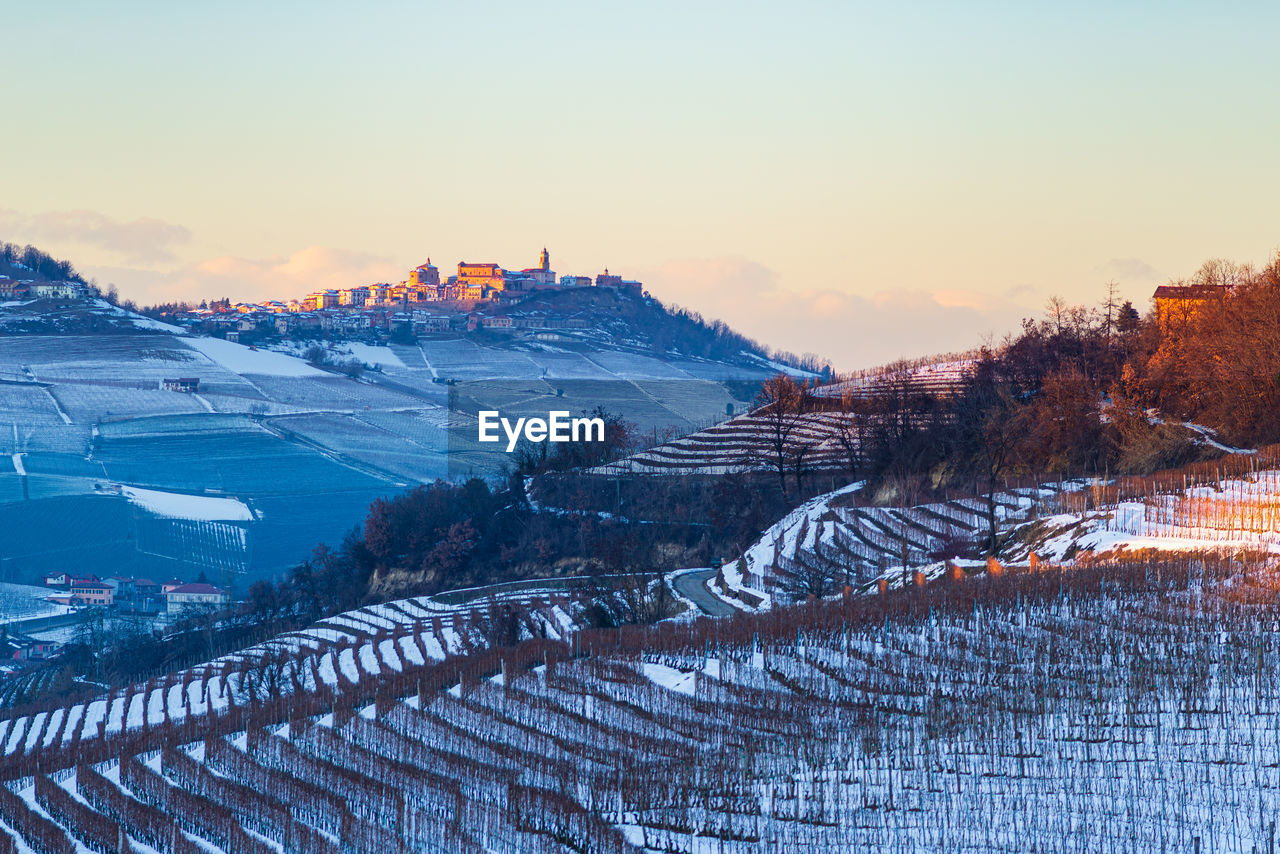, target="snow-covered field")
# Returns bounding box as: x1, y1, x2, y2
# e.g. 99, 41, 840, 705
0, 326, 776, 584
0, 578, 596, 757
0, 583, 69, 626
181, 336, 326, 378
118, 486, 254, 522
